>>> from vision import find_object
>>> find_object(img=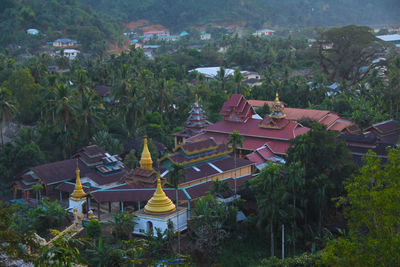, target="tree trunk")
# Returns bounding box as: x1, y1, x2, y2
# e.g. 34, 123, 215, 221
176, 188, 180, 255
271, 223, 274, 257
234, 149, 237, 196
